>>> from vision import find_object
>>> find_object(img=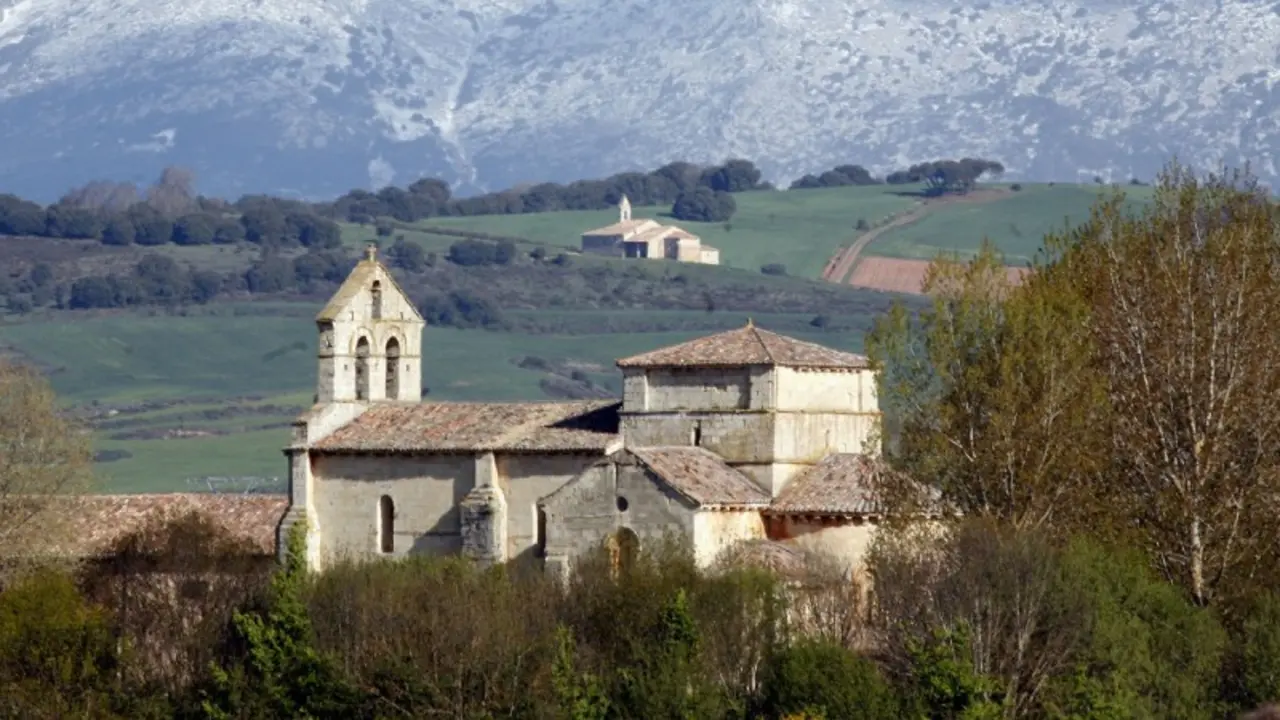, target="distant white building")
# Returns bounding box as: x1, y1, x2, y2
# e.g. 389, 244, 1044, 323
580, 196, 720, 265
